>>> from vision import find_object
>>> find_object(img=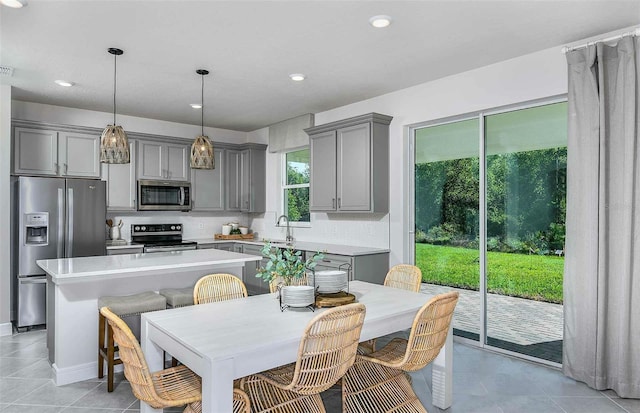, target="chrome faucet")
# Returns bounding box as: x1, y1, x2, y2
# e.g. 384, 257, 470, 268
276, 215, 293, 245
